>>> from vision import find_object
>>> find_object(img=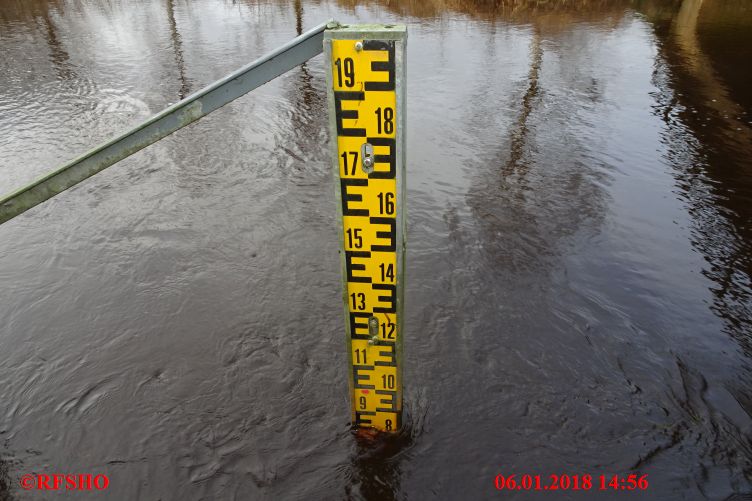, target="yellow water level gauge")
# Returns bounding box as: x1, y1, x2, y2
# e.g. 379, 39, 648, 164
325, 24, 407, 432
